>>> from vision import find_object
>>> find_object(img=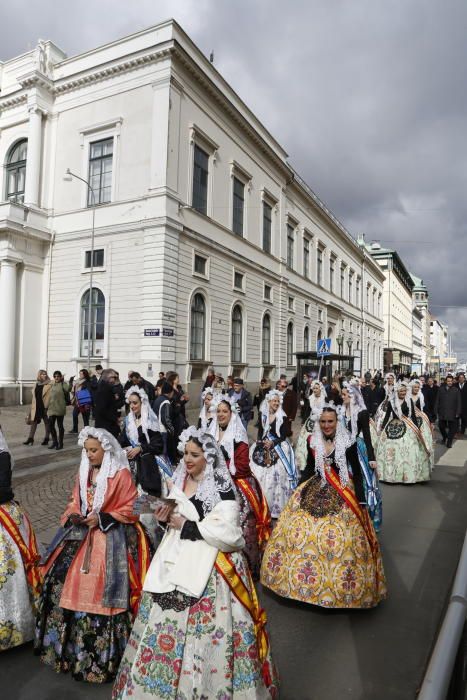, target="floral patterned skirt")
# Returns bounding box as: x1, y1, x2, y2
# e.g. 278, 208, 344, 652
376, 419, 431, 483
112, 552, 279, 700
34, 539, 132, 682
261, 479, 387, 609
0, 501, 37, 651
